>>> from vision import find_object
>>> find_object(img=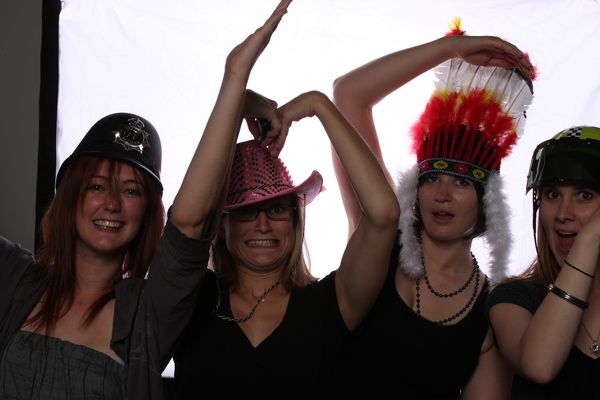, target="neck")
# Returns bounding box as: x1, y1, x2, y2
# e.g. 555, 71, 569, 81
74, 250, 123, 293
234, 267, 286, 297
421, 234, 474, 273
